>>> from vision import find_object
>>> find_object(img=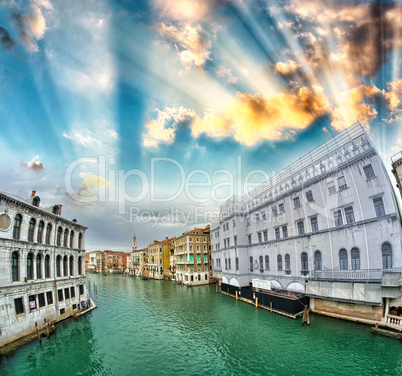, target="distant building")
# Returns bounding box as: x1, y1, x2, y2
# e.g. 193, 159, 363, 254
391, 151, 402, 199
175, 225, 212, 286
0, 191, 88, 347
211, 122, 402, 323
85, 250, 128, 274
130, 248, 148, 277
148, 238, 174, 280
